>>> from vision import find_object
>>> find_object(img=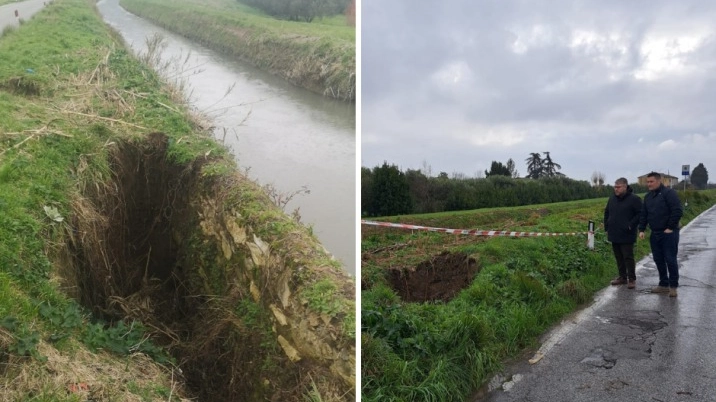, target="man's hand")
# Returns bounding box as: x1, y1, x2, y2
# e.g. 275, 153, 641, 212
664, 228, 673, 234
639, 231, 645, 240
